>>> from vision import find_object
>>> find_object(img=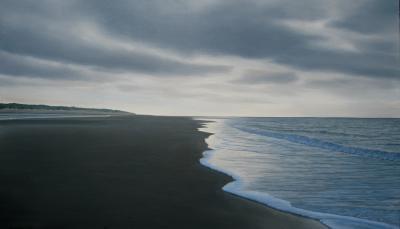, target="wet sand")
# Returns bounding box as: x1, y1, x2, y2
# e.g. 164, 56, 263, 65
0, 115, 326, 229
